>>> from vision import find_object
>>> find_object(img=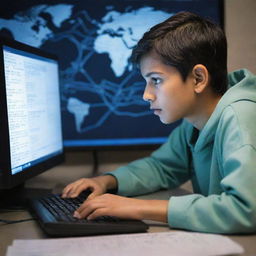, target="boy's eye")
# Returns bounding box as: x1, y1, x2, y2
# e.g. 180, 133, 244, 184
151, 77, 162, 85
